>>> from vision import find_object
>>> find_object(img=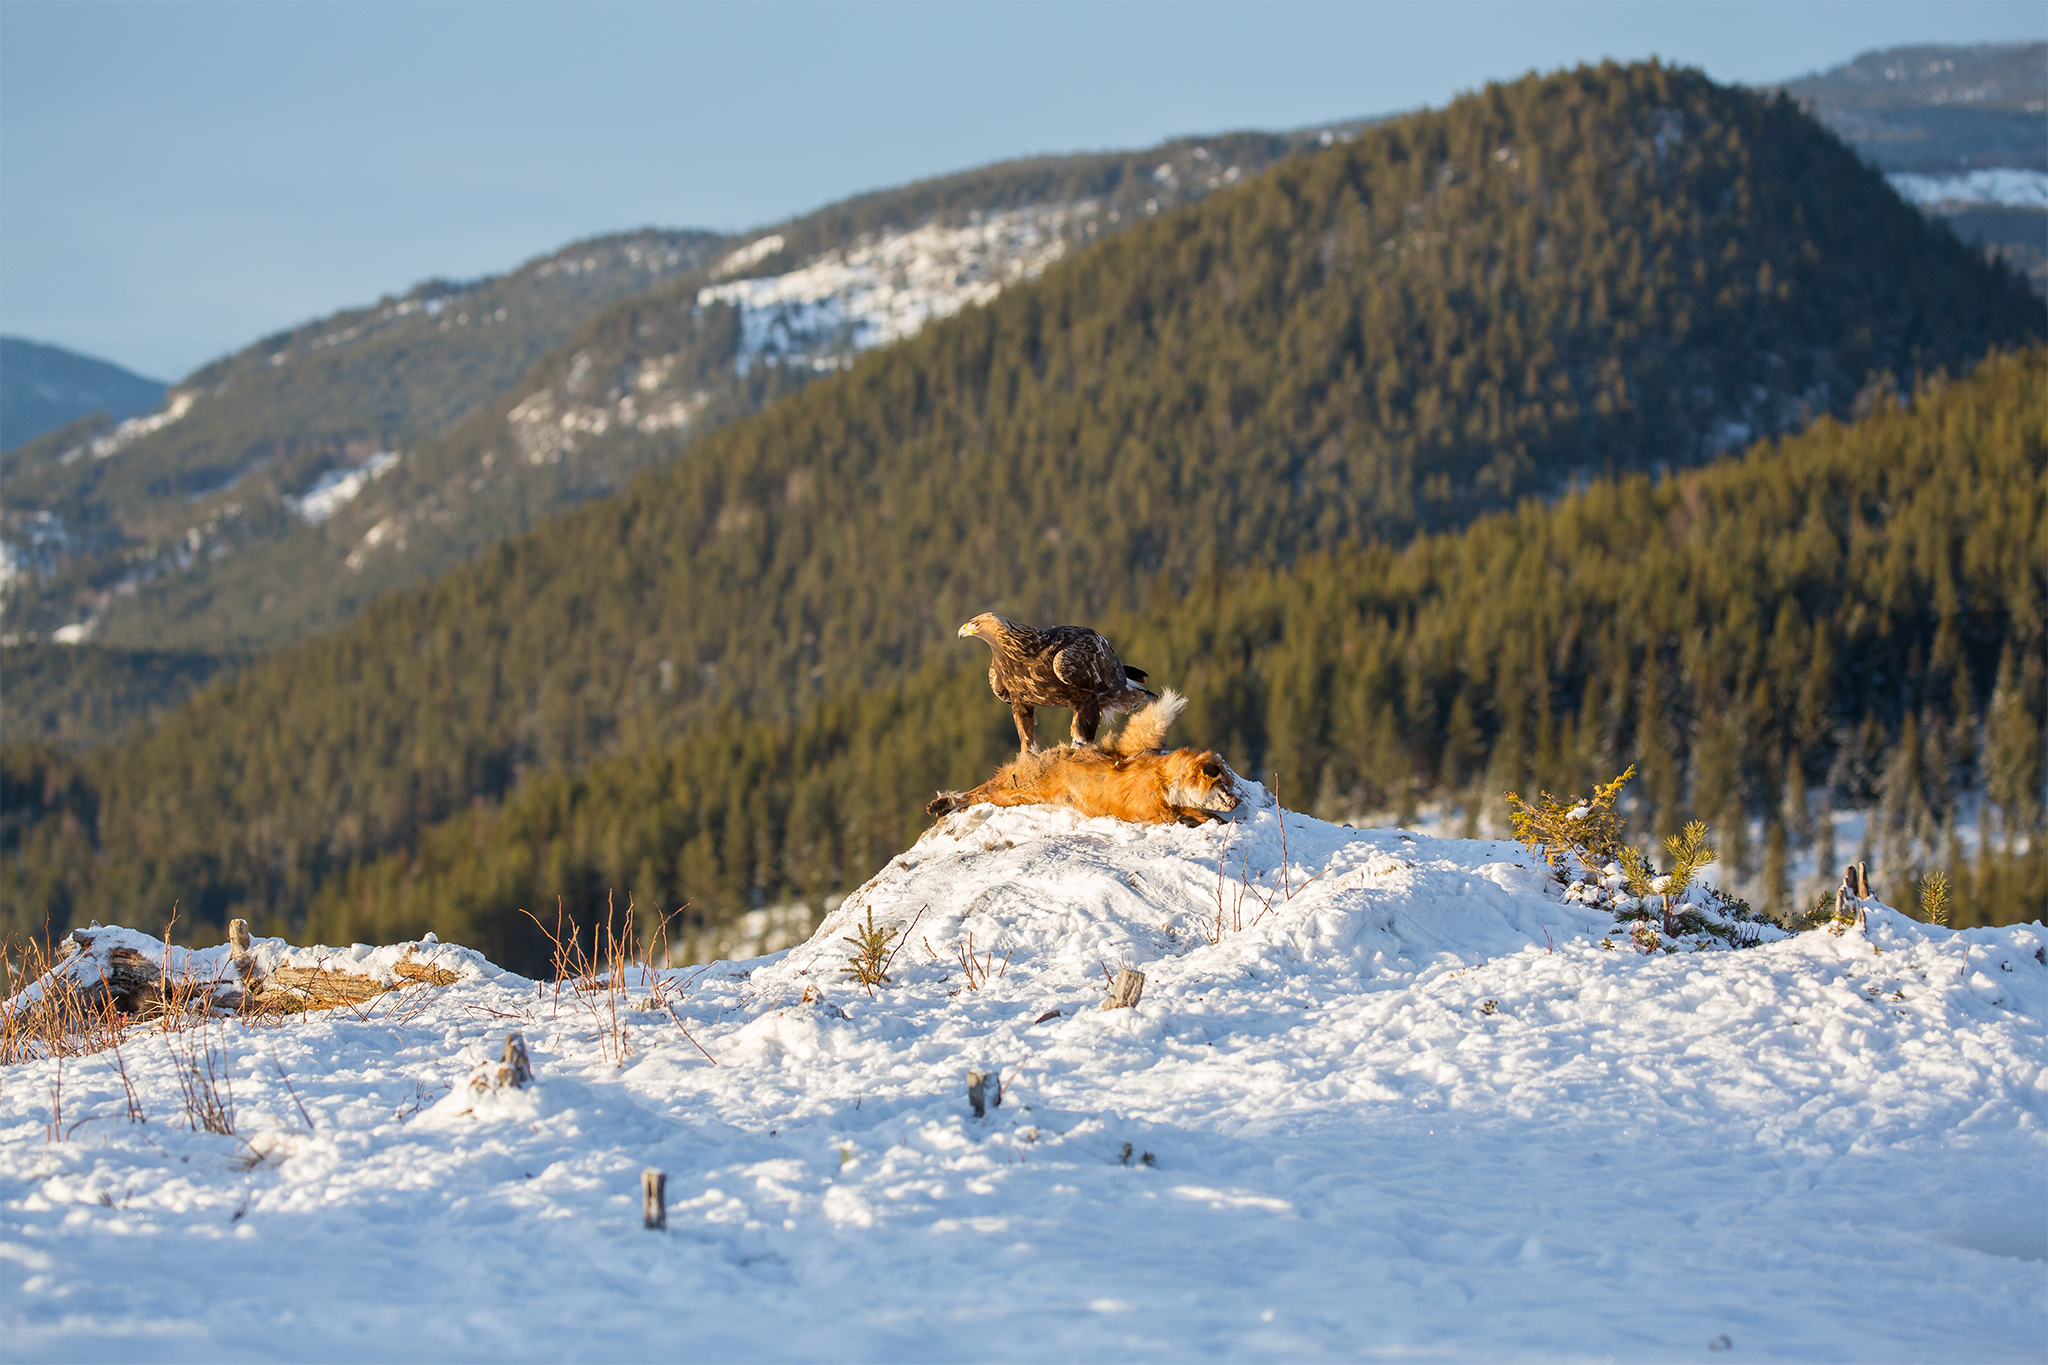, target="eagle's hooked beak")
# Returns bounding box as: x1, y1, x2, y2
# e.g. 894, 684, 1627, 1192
958, 621, 978, 637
